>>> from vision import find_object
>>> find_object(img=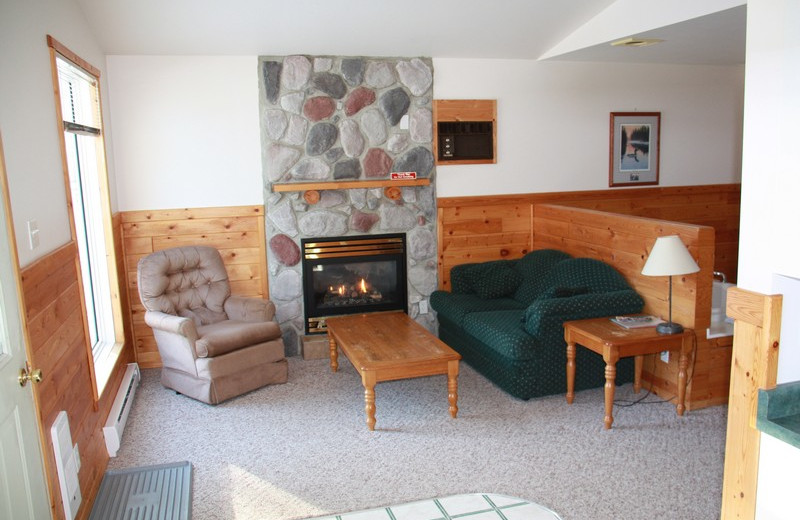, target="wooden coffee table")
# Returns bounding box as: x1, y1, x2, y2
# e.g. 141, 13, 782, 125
563, 317, 694, 429
326, 311, 461, 431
